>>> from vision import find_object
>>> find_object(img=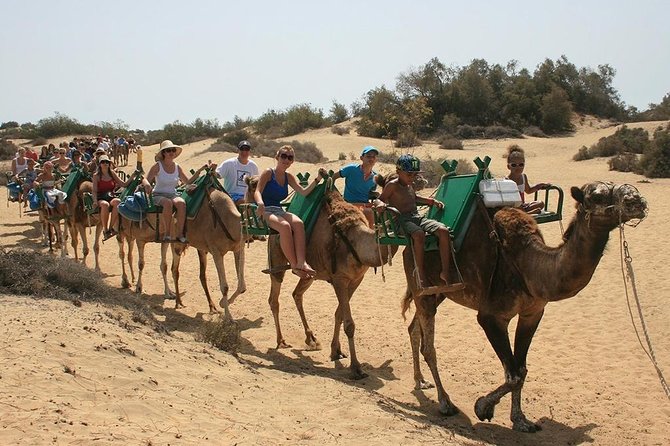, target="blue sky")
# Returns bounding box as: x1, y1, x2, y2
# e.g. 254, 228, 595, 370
2, 0, 668, 130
